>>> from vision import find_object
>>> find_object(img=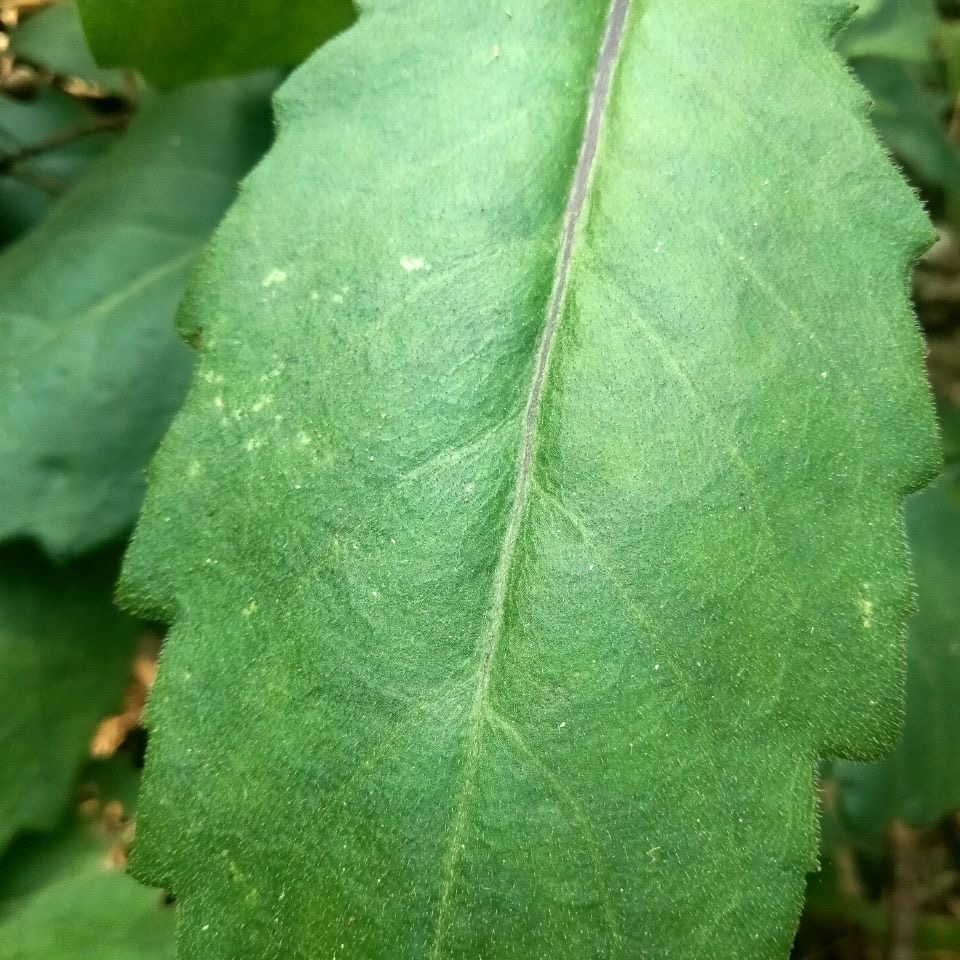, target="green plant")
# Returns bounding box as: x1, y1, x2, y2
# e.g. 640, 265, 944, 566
1, 2, 959, 959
